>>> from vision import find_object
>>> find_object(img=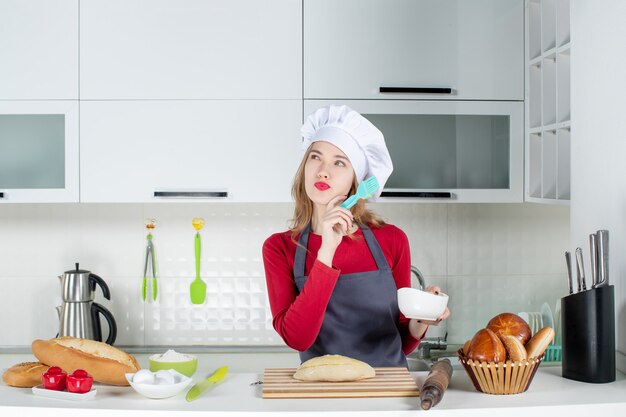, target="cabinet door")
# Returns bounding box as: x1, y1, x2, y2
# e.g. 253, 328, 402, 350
305, 100, 523, 203
305, 0, 523, 101
80, 0, 301, 100
0, 0, 78, 99
0, 101, 79, 203
80, 100, 302, 202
